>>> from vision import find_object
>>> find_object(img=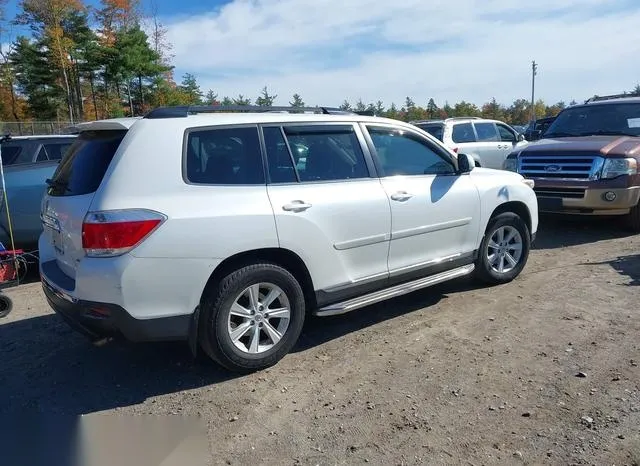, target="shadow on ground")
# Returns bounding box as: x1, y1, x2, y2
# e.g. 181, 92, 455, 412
587, 253, 640, 286
0, 278, 476, 416
533, 214, 636, 250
